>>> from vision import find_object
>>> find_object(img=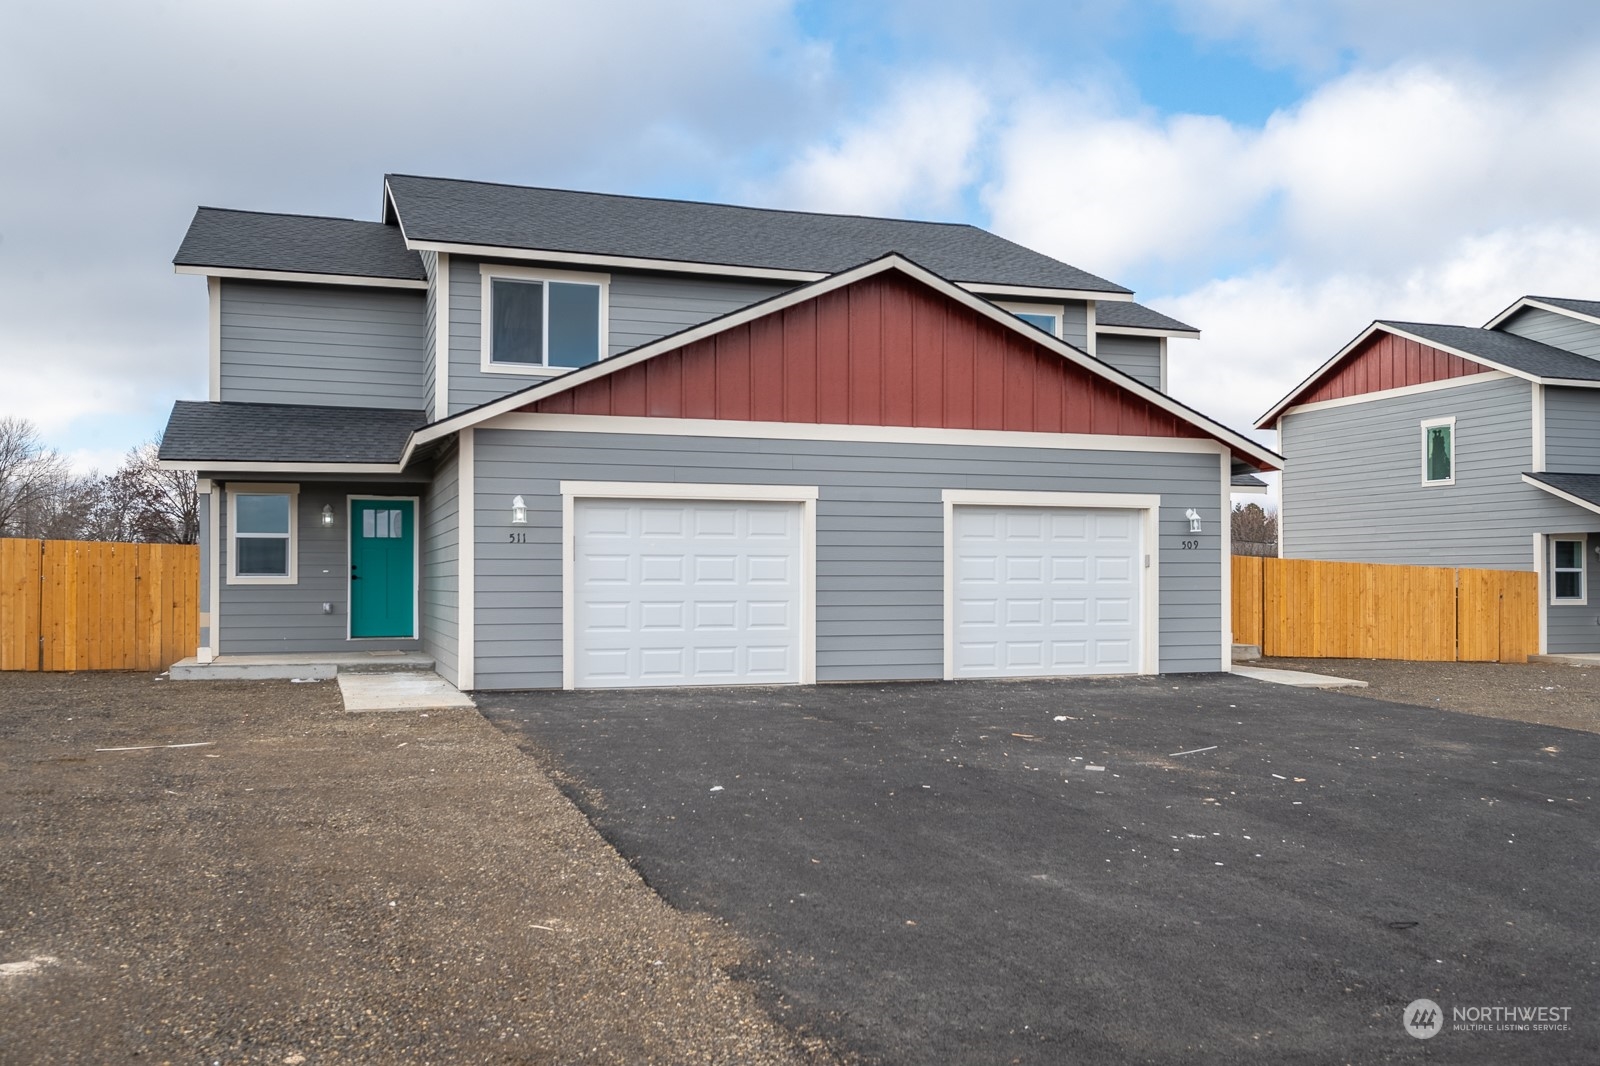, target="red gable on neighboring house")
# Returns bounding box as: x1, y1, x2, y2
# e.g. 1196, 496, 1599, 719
524, 272, 1211, 438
